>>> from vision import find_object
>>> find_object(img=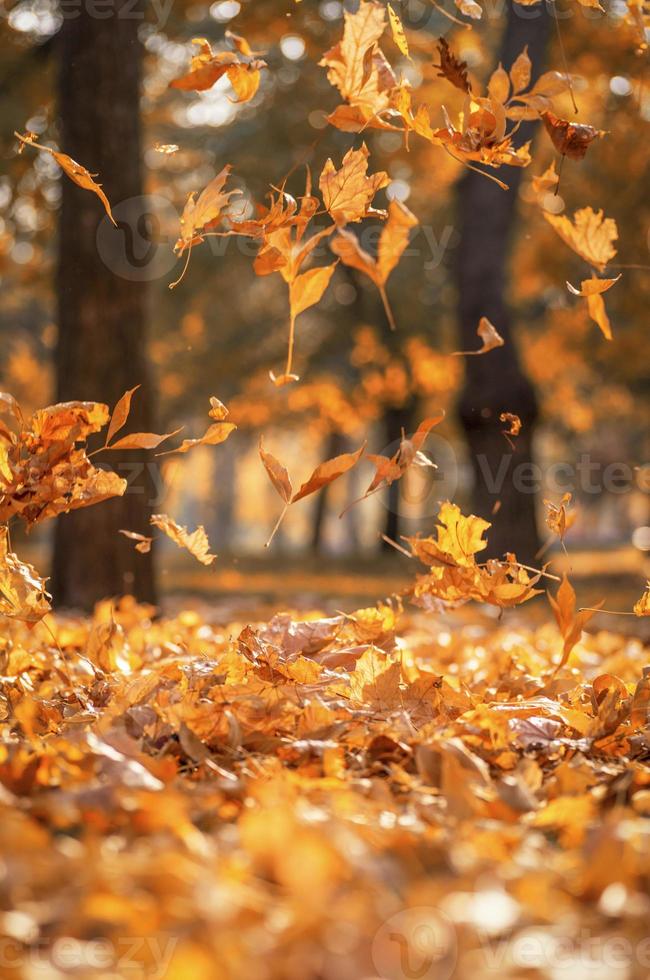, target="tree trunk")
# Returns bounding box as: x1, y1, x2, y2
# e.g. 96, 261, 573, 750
456, 3, 550, 566
52, 2, 156, 609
